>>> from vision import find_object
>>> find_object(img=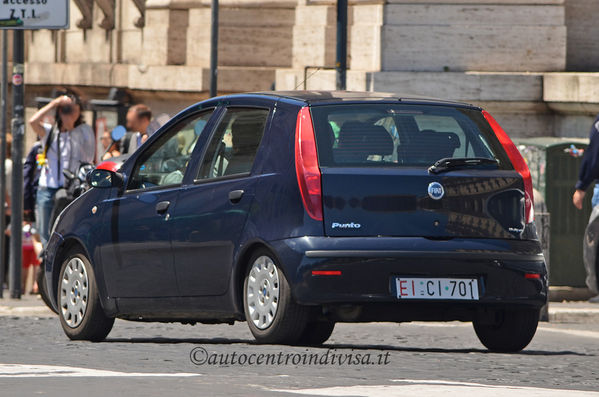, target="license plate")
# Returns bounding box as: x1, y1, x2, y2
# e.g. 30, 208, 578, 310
395, 277, 479, 300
